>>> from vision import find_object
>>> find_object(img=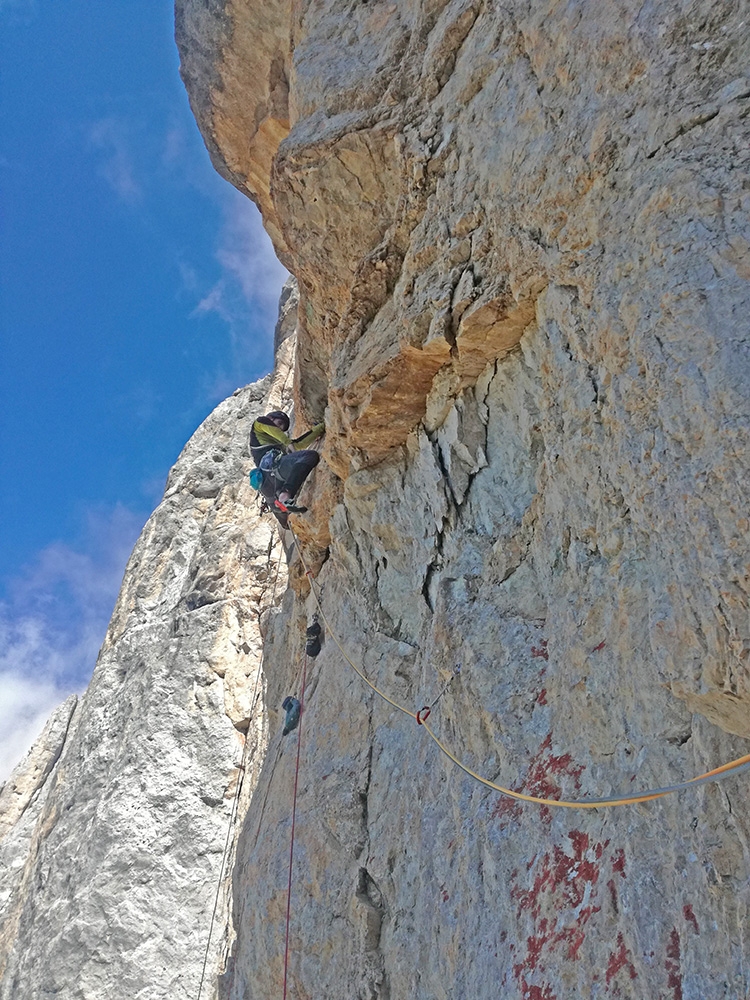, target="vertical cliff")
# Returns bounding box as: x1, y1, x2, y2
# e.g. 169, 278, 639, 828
176, 1, 750, 998
1, 1, 748, 999
0, 309, 297, 998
